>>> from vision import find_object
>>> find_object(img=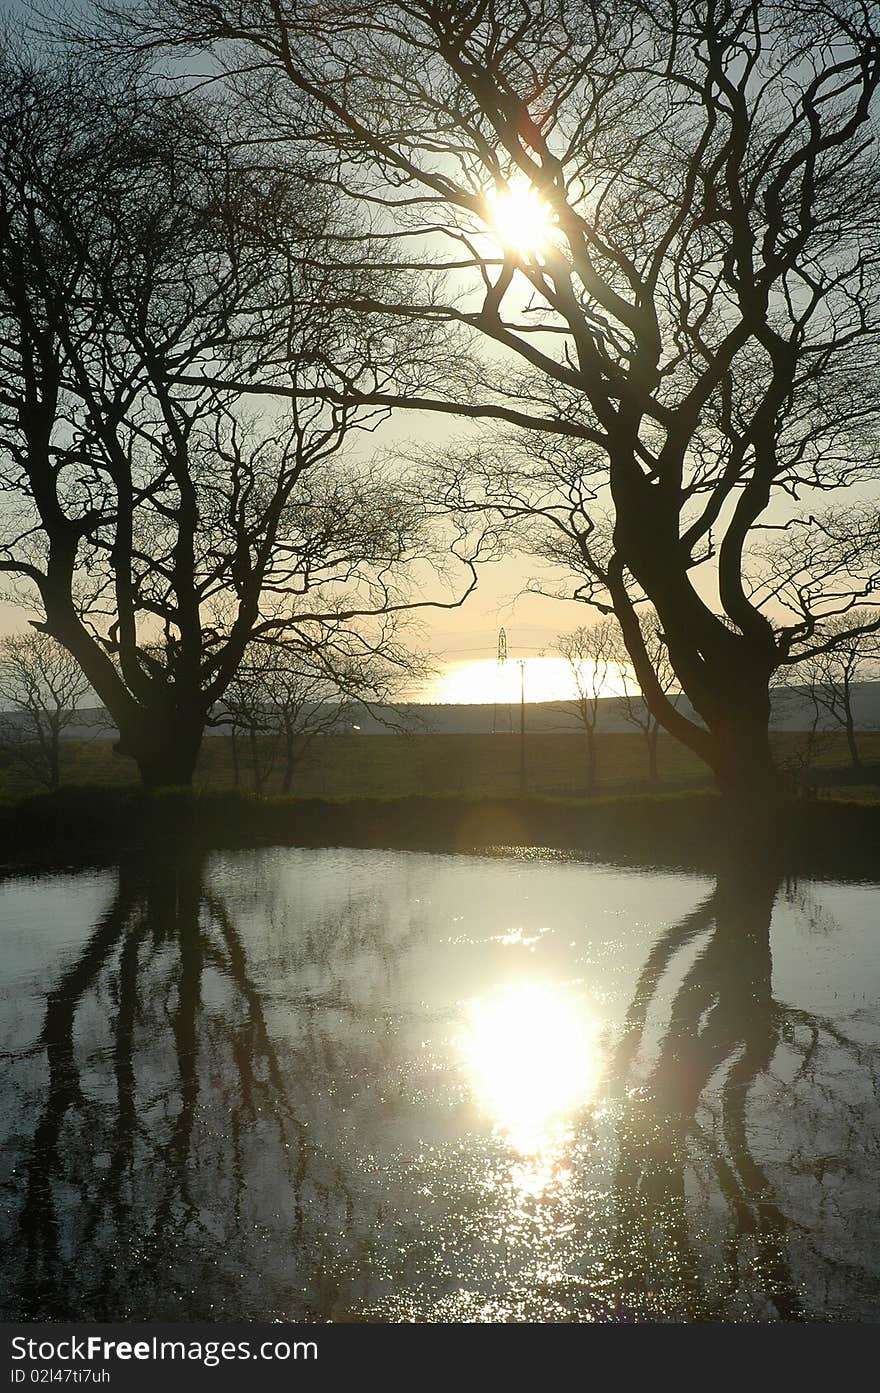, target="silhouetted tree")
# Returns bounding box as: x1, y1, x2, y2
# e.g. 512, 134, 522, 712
222, 638, 413, 794
0, 47, 476, 787
554, 619, 617, 792
107, 0, 880, 804
224, 656, 336, 795
0, 631, 92, 789
792, 612, 880, 771
769, 663, 830, 790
